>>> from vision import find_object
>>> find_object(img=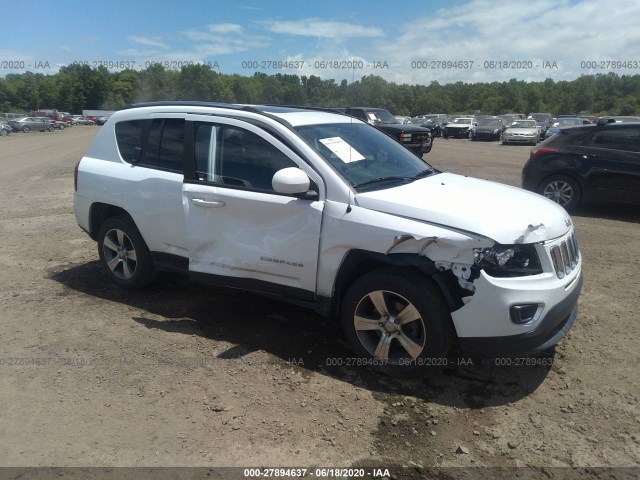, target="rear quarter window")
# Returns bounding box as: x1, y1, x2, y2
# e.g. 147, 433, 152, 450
115, 119, 151, 162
